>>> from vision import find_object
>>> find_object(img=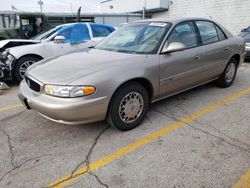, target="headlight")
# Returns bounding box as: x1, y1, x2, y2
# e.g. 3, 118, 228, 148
7, 54, 15, 61
5, 53, 15, 65
2, 51, 8, 59
44, 85, 96, 98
